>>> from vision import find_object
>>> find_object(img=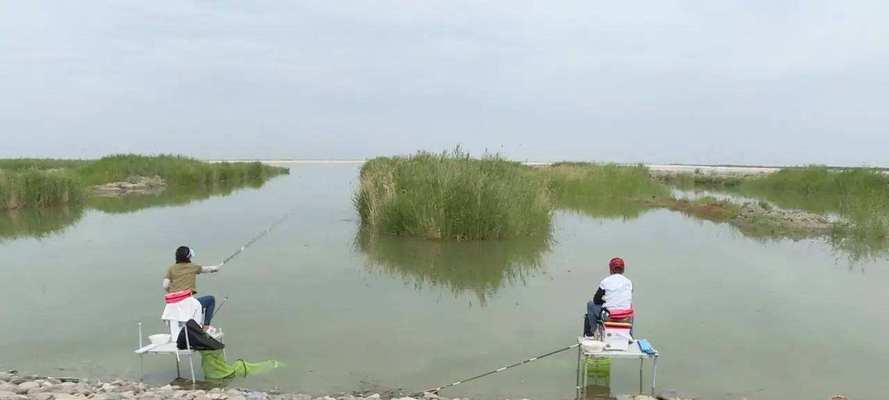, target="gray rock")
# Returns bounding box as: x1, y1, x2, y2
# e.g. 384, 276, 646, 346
0, 386, 17, 395
16, 384, 39, 396
290, 395, 310, 400
47, 394, 78, 400
54, 383, 76, 395
136, 393, 160, 400
363, 395, 380, 400
0, 391, 28, 400
92, 394, 123, 400
30, 393, 54, 400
